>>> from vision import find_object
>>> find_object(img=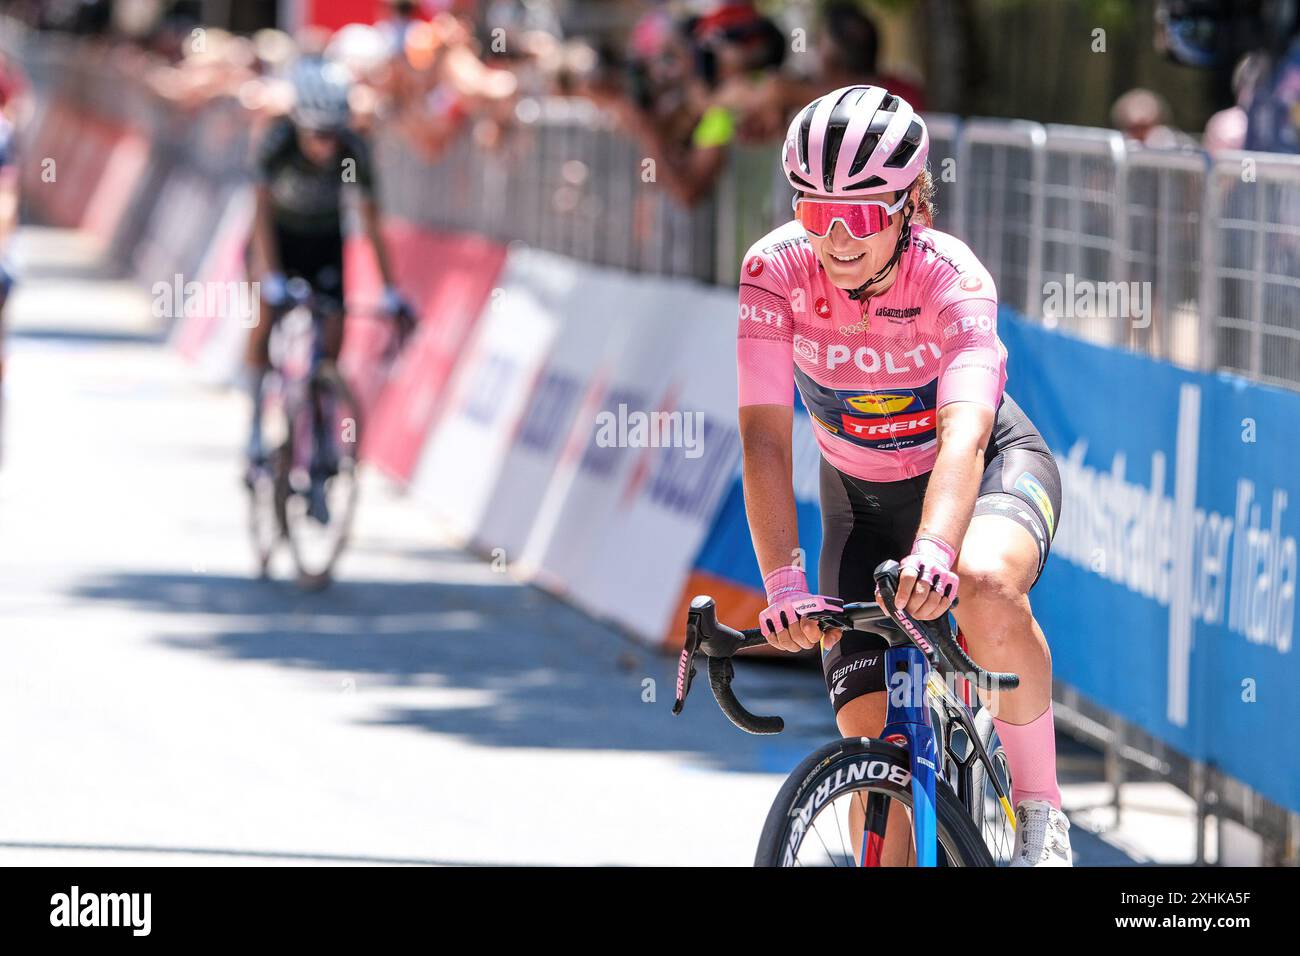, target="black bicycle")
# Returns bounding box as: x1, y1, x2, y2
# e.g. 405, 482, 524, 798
247, 278, 408, 588
674, 560, 1018, 867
